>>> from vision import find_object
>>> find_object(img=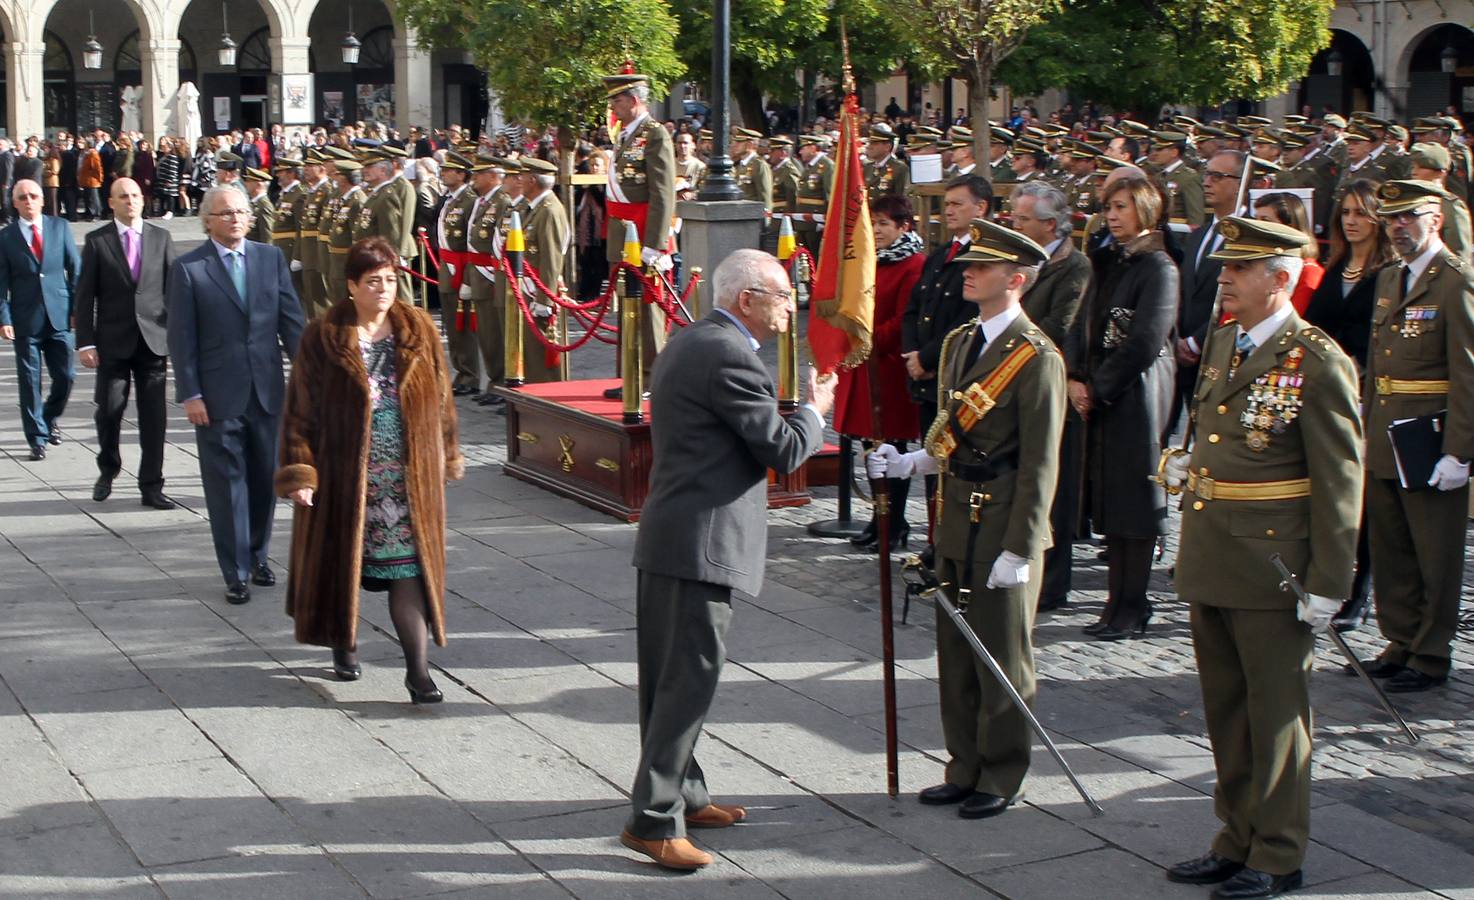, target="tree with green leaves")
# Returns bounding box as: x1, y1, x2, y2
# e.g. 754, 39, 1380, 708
891, 0, 1064, 162
998, 0, 1334, 117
